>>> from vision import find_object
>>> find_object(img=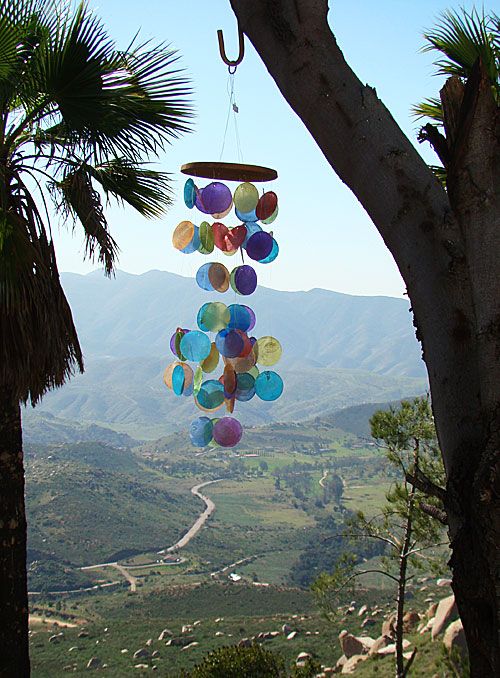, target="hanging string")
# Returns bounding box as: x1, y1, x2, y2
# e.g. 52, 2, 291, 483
219, 70, 243, 162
